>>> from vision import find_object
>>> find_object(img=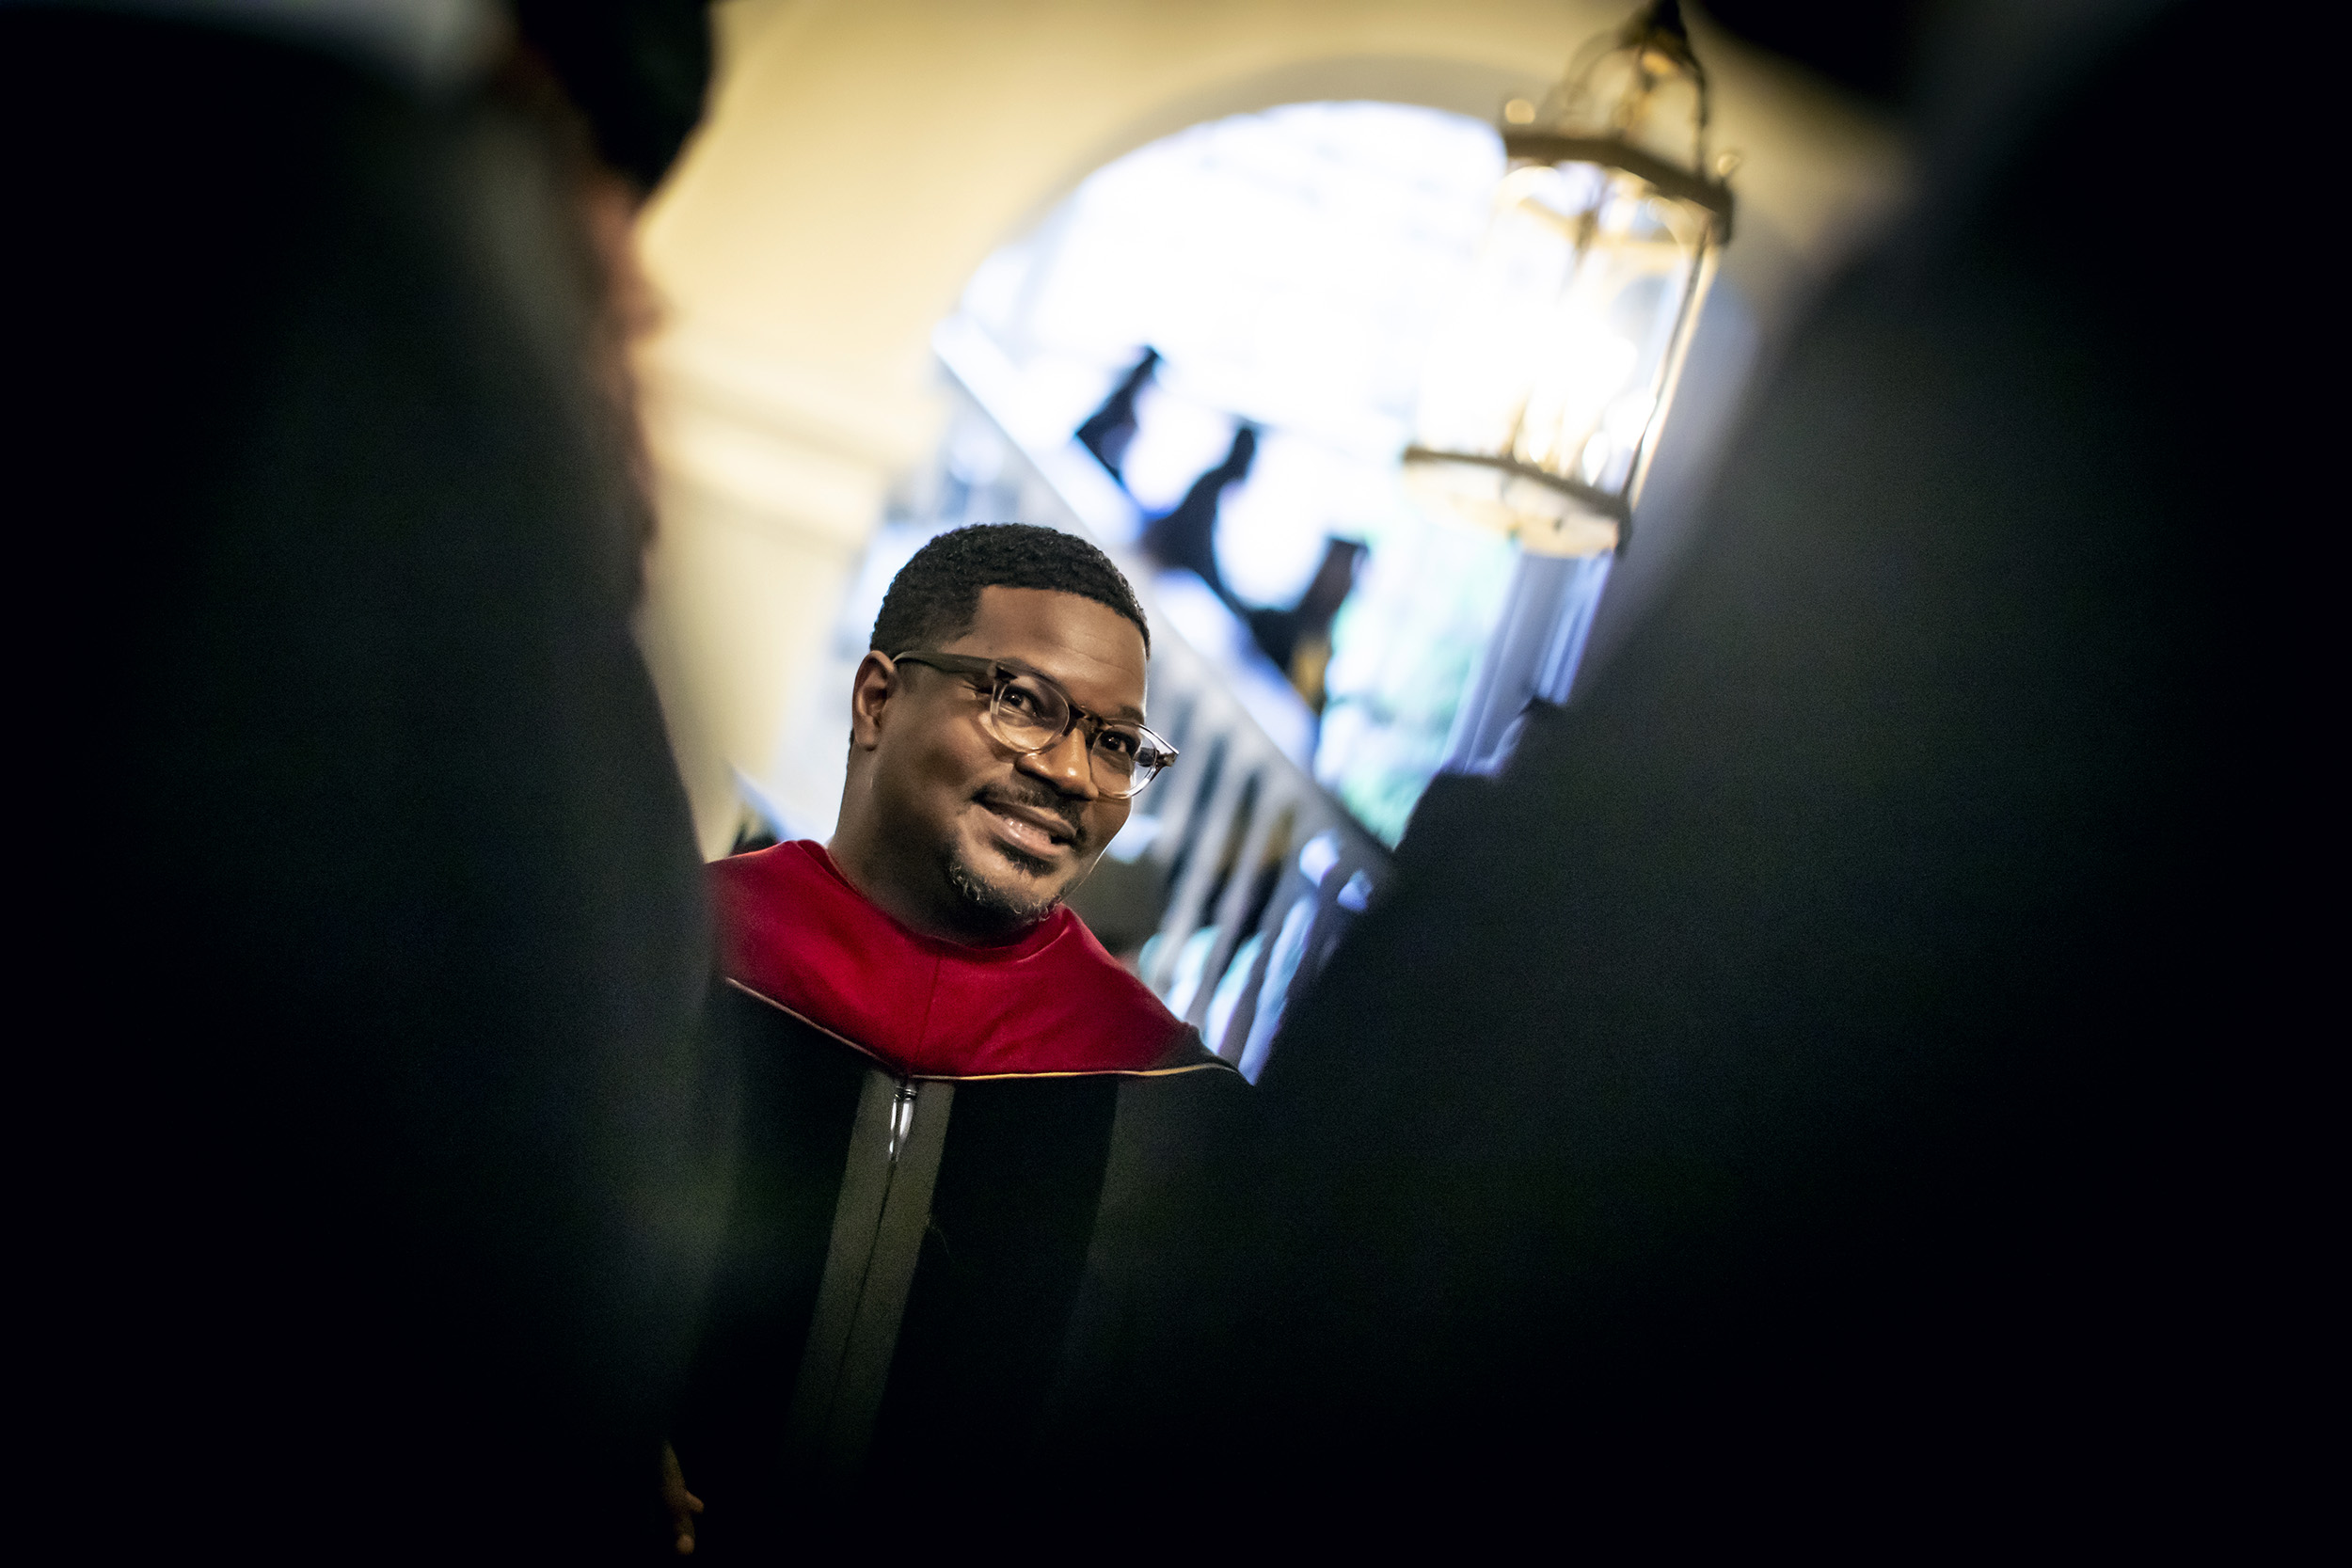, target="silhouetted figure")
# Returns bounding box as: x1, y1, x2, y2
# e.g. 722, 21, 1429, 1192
1140, 422, 1257, 598
10, 3, 728, 1560
1141, 426, 1359, 699
1247, 535, 1366, 704
1041, 0, 2269, 1519
1073, 345, 1160, 481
